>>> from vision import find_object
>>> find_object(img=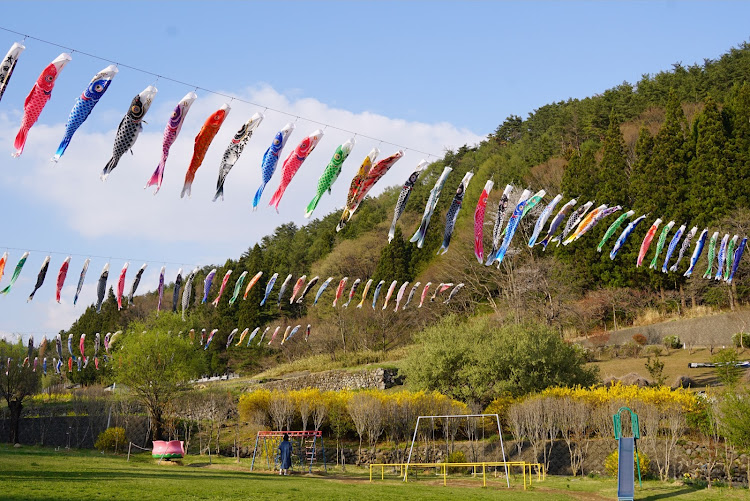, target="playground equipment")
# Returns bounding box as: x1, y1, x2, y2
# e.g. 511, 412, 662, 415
404, 413, 510, 488
613, 407, 642, 501
151, 440, 185, 459
250, 430, 326, 473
